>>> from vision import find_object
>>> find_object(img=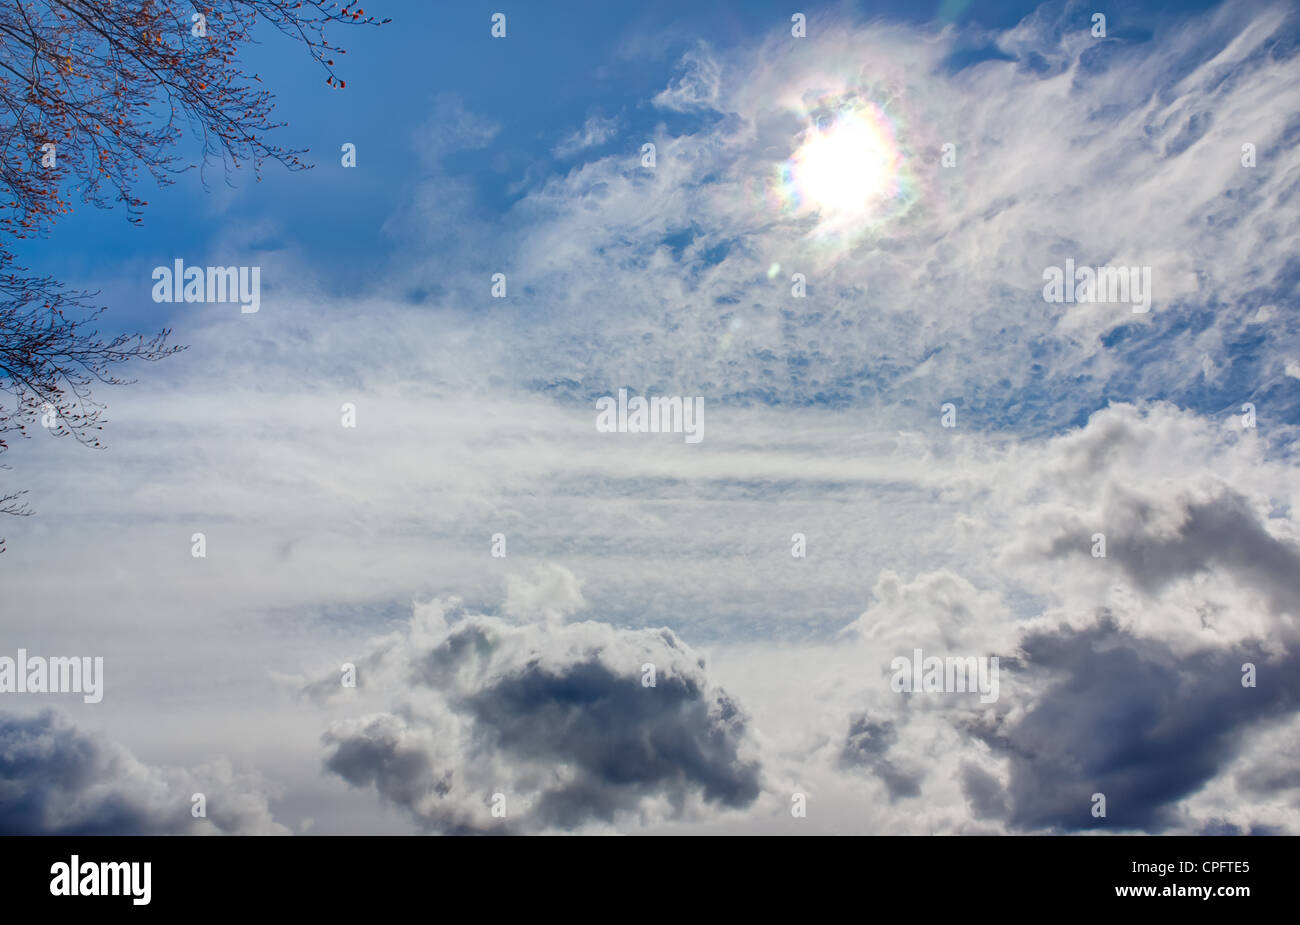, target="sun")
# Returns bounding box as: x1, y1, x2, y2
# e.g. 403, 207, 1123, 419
766, 93, 917, 259
783, 103, 902, 221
